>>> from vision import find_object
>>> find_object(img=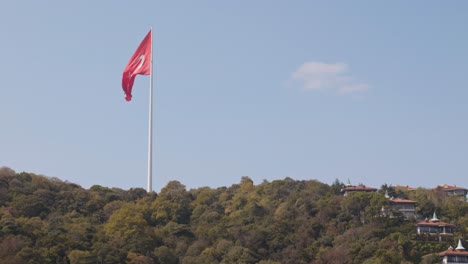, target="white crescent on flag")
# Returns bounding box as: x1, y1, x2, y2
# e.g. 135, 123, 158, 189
136, 55, 145, 70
